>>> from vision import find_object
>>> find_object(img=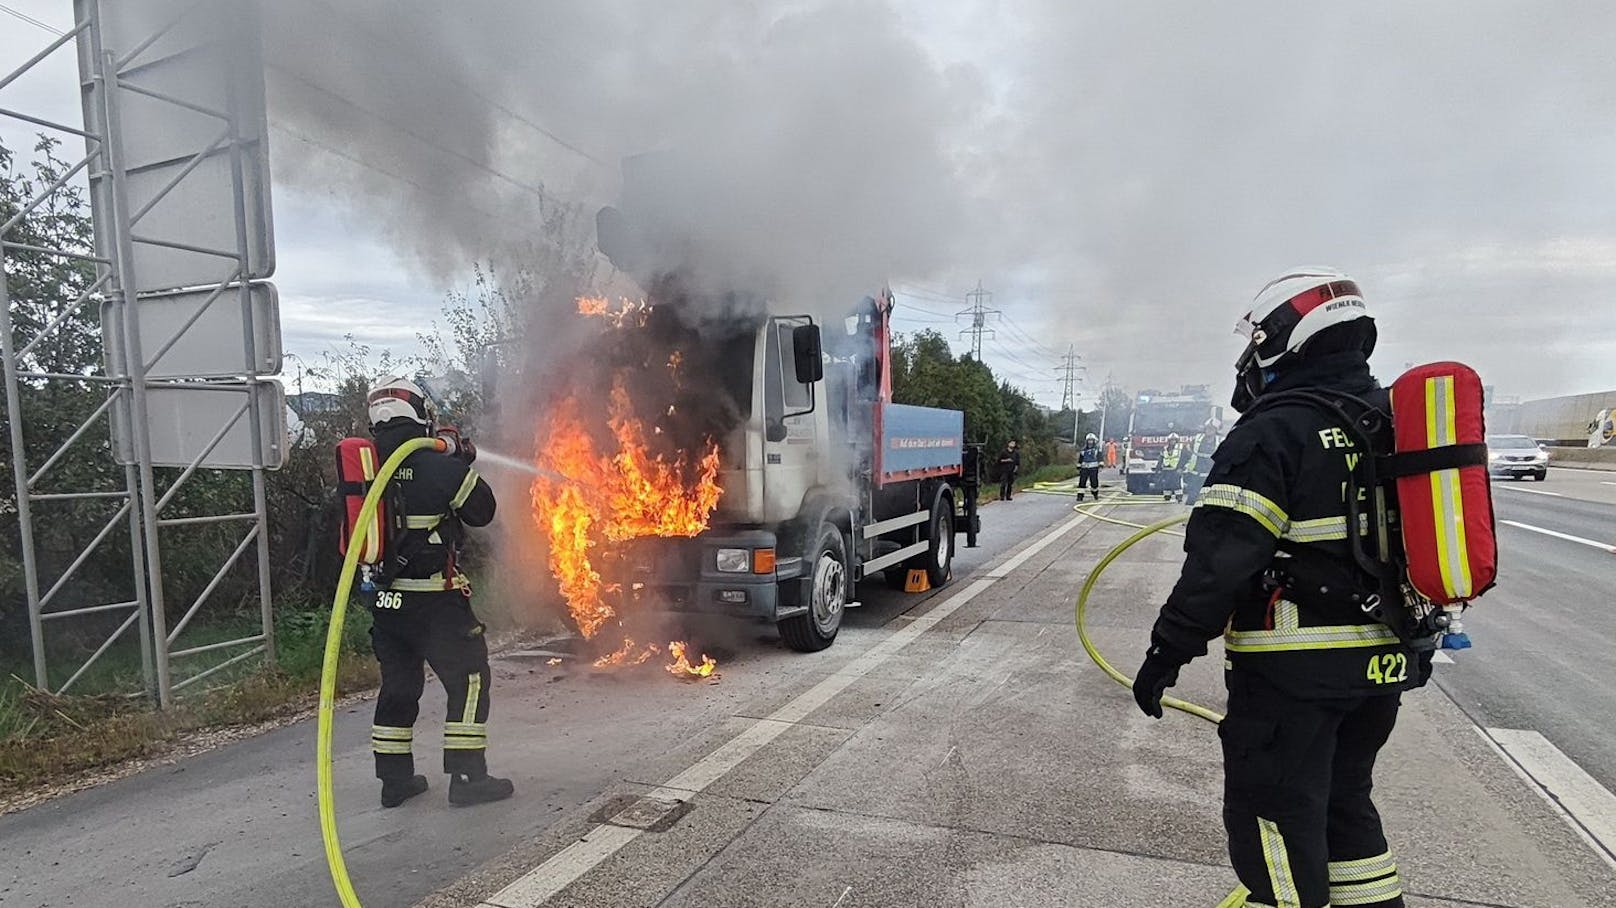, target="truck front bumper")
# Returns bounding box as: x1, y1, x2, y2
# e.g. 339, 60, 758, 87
617, 530, 805, 622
